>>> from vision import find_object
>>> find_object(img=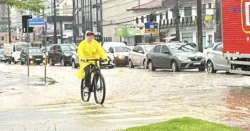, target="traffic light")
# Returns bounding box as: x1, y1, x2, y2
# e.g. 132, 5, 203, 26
22, 15, 33, 33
